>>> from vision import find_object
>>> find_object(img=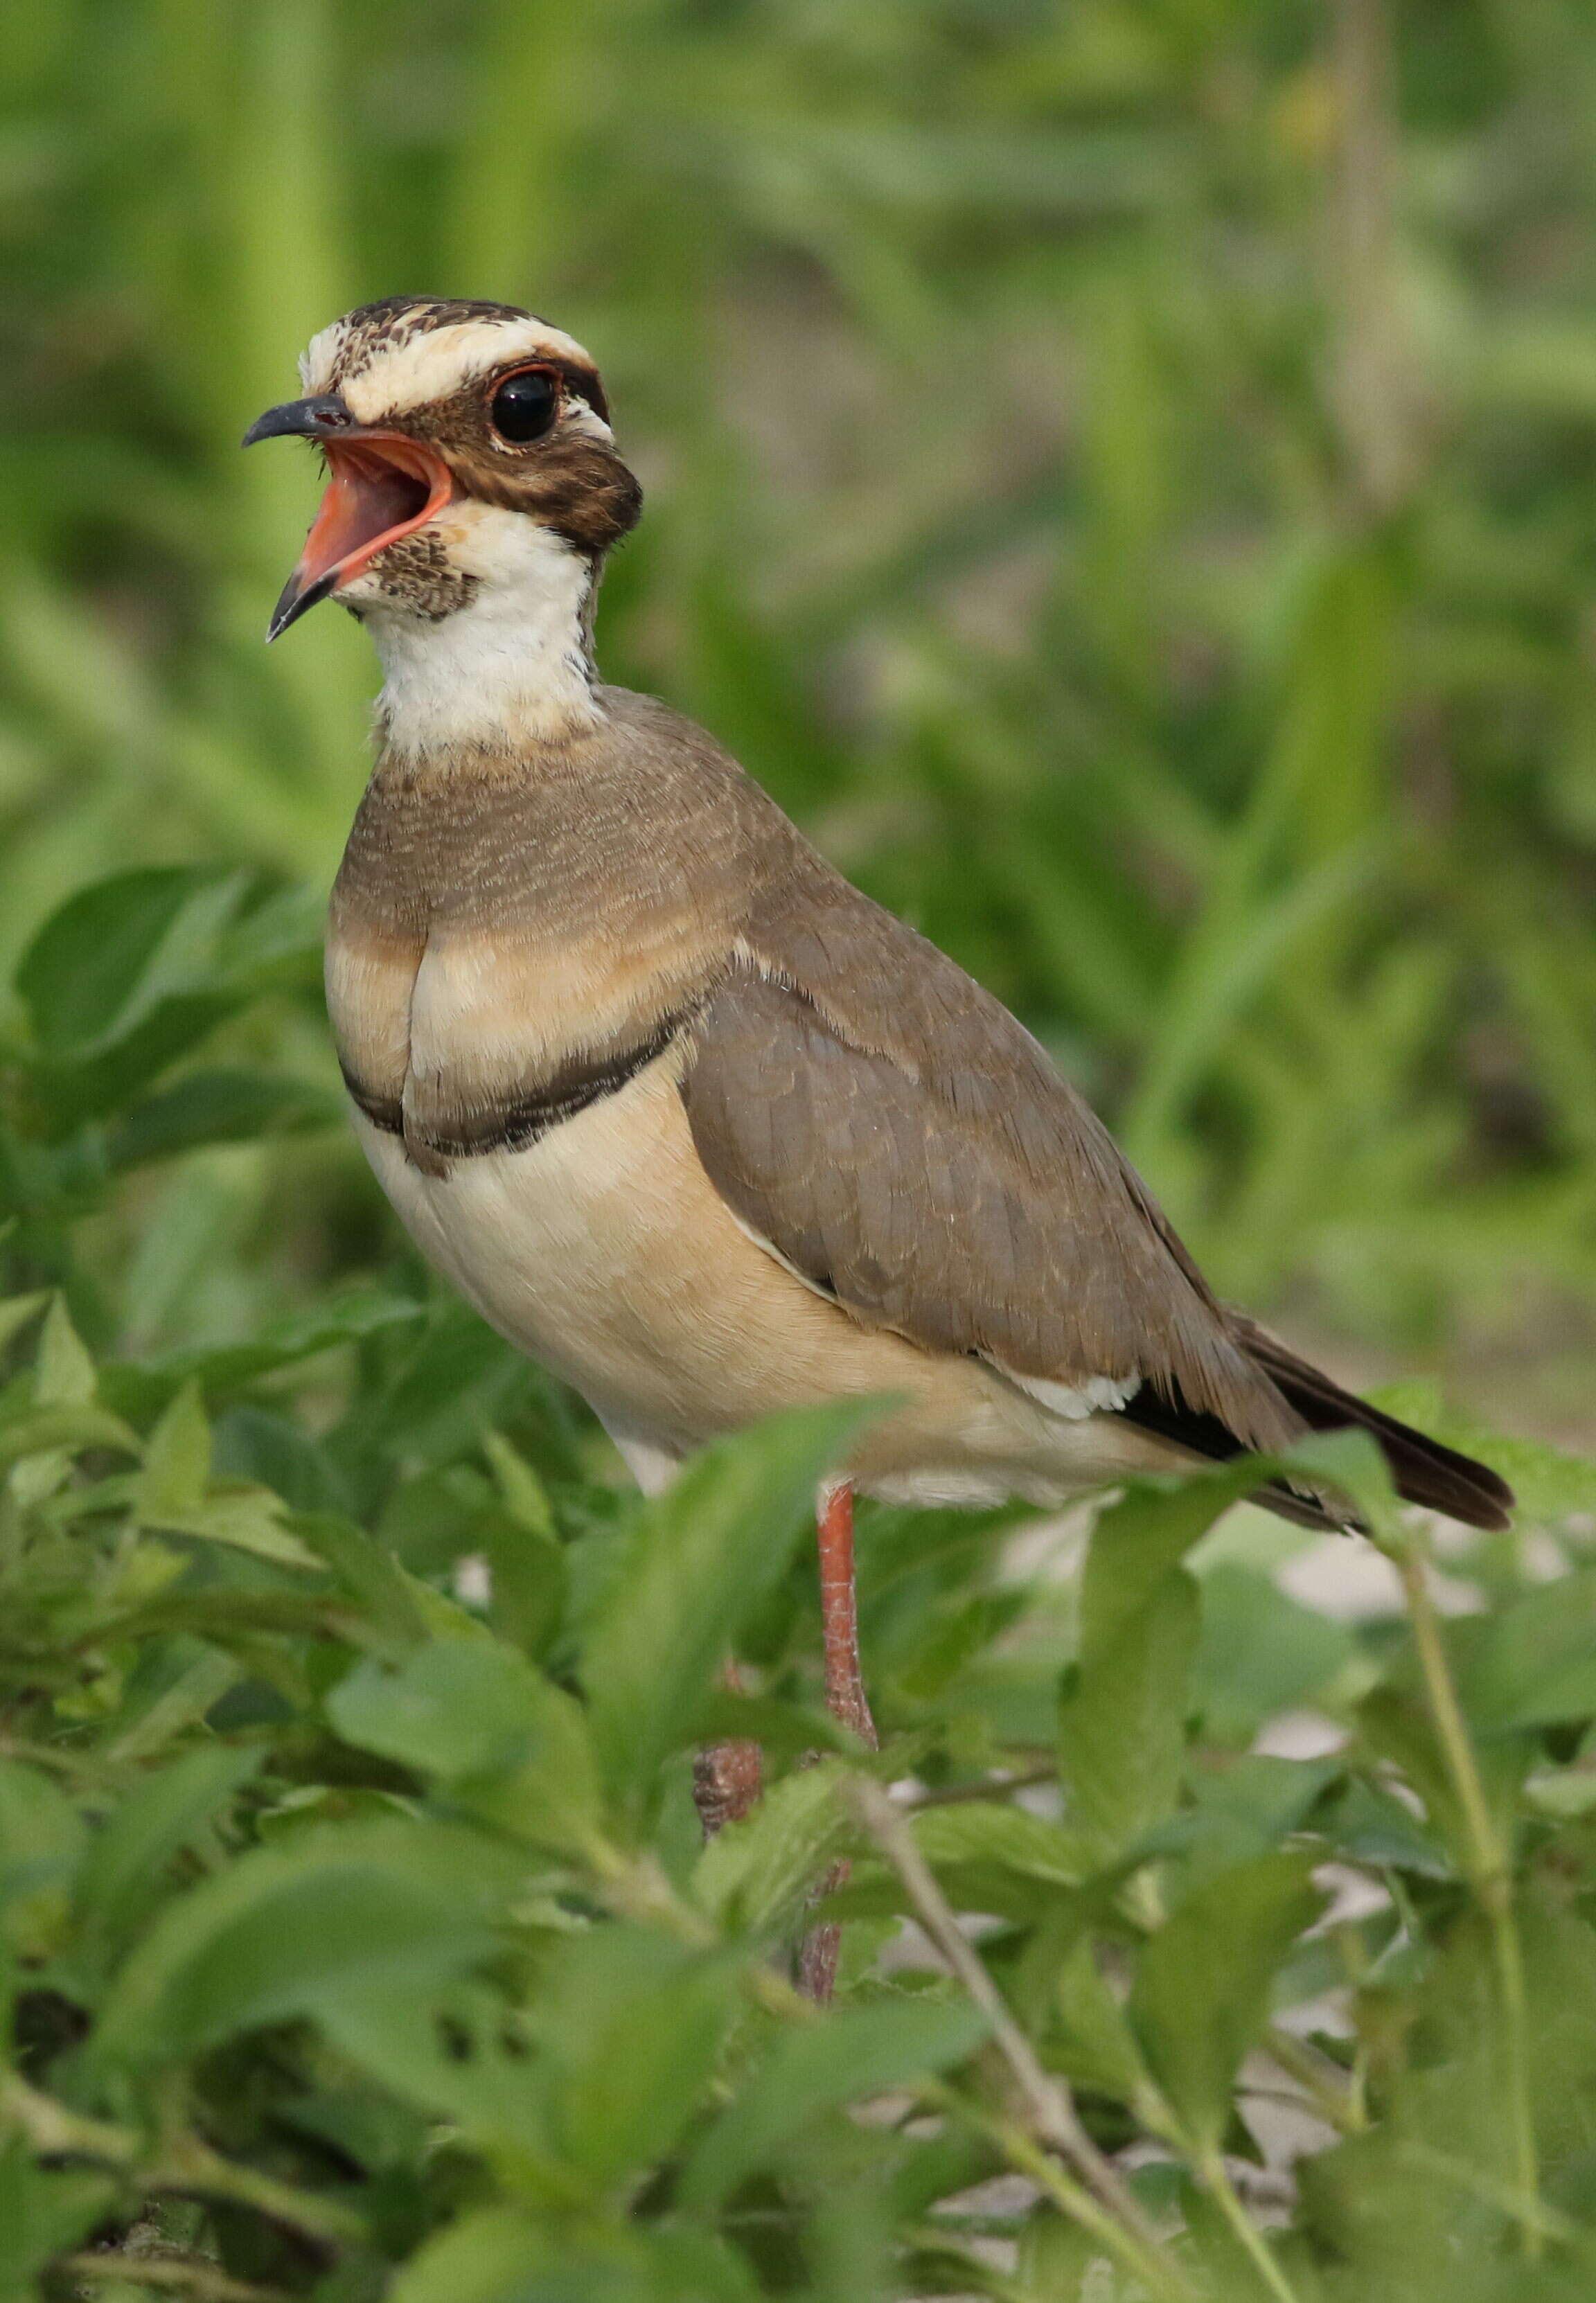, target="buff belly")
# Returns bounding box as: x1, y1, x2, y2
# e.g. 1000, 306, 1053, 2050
351, 1061, 1186, 1504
